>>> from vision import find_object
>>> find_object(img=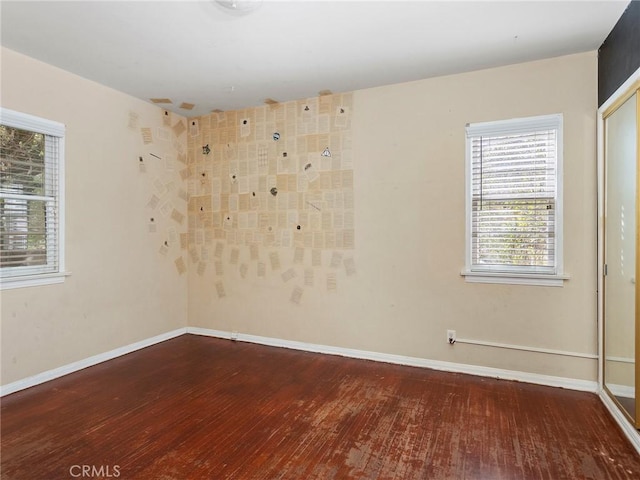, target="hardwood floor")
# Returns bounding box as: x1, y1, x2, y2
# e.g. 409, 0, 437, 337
2, 334, 640, 479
